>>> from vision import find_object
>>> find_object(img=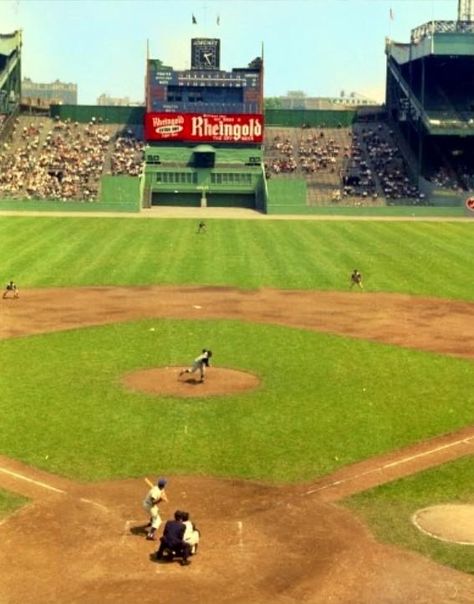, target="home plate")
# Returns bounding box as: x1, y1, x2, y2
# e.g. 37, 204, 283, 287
412, 504, 474, 545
